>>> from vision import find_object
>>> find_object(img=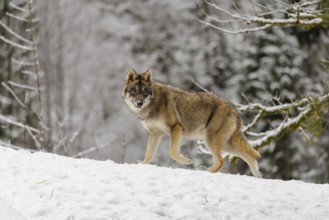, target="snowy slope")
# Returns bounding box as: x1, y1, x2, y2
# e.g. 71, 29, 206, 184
0, 146, 329, 220
0, 198, 26, 220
